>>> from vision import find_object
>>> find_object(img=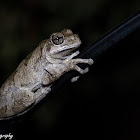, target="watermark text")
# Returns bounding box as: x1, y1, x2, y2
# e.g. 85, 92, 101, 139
0, 133, 13, 140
